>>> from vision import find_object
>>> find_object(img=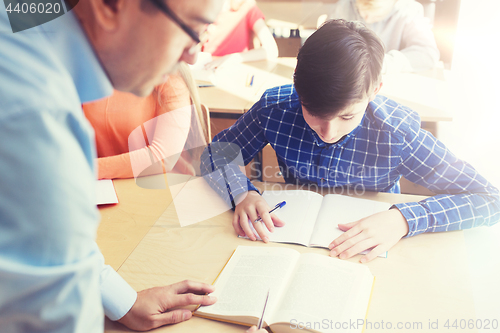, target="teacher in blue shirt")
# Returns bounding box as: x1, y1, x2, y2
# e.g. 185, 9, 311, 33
0, 0, 228, 332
